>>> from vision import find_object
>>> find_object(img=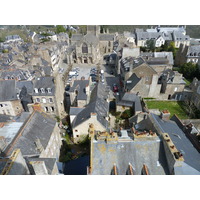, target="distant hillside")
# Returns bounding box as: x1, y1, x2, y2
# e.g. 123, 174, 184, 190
1, 25, 200, 41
